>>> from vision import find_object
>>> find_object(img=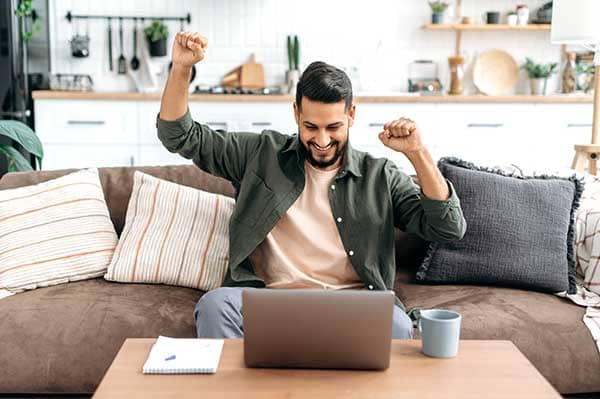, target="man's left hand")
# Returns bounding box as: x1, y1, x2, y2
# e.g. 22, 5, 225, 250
378, 117, 424, 155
